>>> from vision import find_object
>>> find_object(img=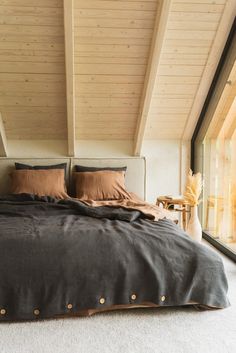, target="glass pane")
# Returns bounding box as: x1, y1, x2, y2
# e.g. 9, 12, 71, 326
201, 60, 236, 254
